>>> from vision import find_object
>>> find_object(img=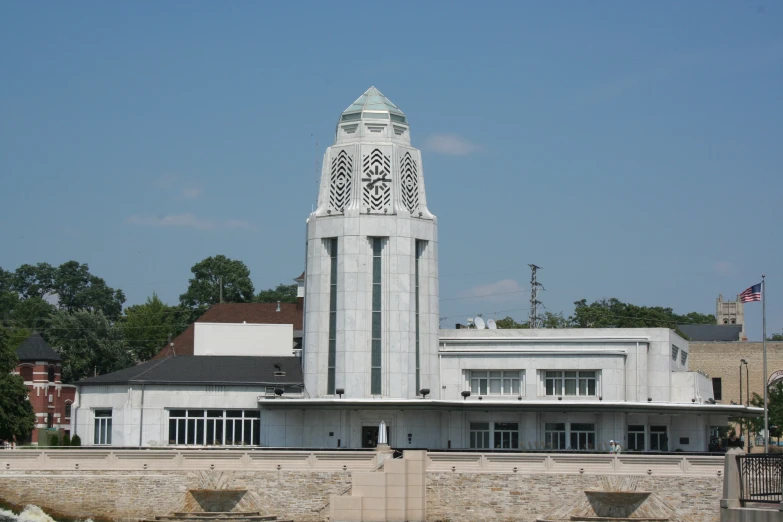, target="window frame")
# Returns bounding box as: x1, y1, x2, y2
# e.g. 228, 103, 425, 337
94, 409, 112, 446
167, 409, 261, 447
470, 370, 523, 396
543, 370, 598, 397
